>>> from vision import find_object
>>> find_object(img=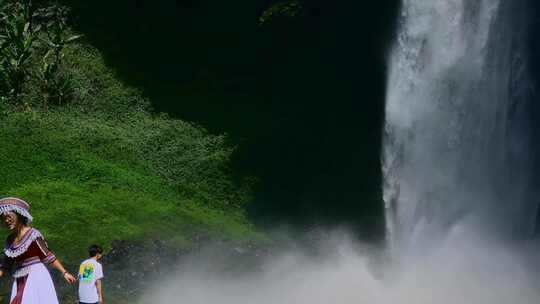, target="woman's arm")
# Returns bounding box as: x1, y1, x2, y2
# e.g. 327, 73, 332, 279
50, 259, 76, 284
0, 255, 13, 278
34, 236, 76, 284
